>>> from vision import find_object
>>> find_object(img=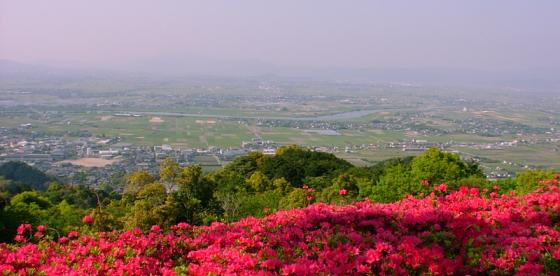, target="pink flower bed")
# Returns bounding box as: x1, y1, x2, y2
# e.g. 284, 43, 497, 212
1, 181, 559, 275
